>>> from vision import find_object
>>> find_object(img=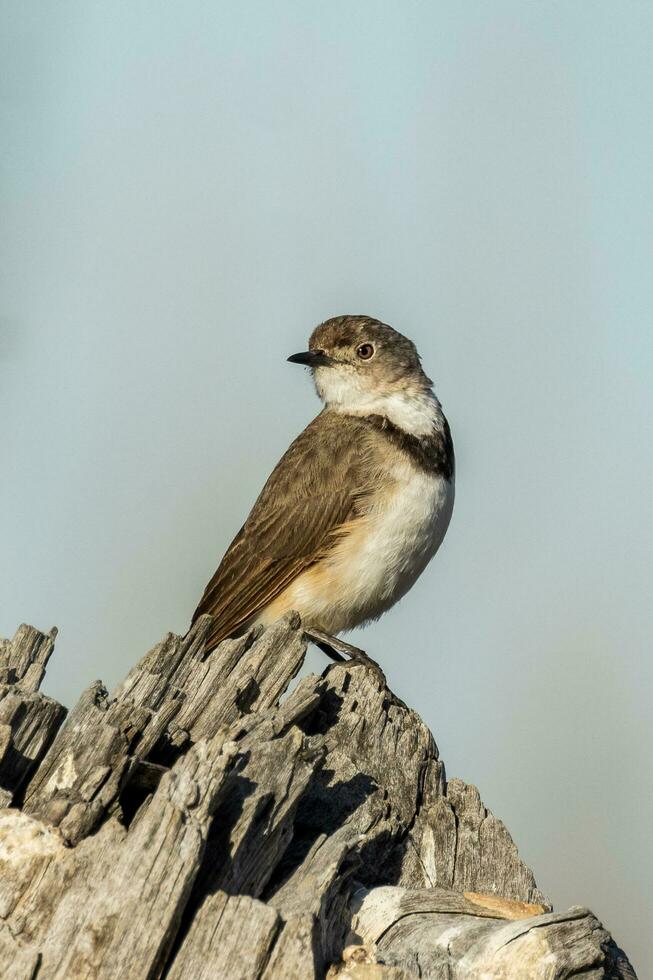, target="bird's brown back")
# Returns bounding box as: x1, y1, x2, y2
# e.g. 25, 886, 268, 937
192, 410, 385, 649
